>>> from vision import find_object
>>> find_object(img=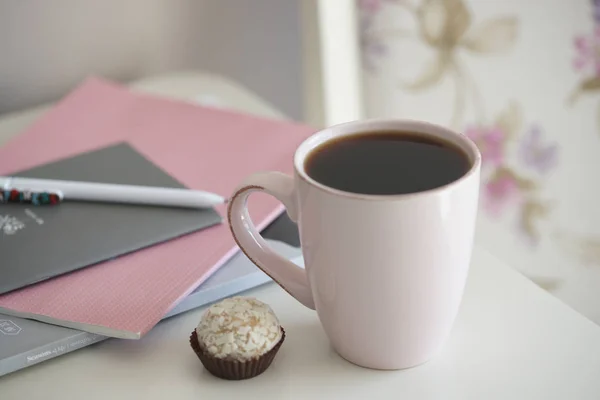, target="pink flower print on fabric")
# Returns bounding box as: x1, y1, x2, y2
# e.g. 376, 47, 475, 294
573, 26, 600, 76
465, 126, 505, 167
483, 174, 521, 217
